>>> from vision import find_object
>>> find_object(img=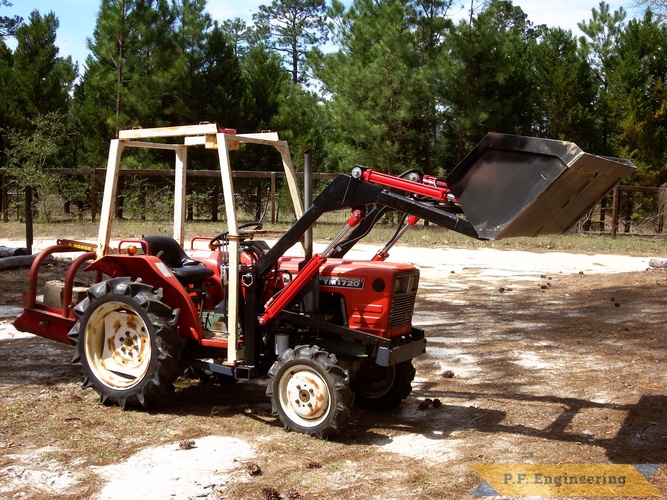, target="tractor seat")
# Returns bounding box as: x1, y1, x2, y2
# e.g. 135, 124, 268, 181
143, 236, 214, 286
